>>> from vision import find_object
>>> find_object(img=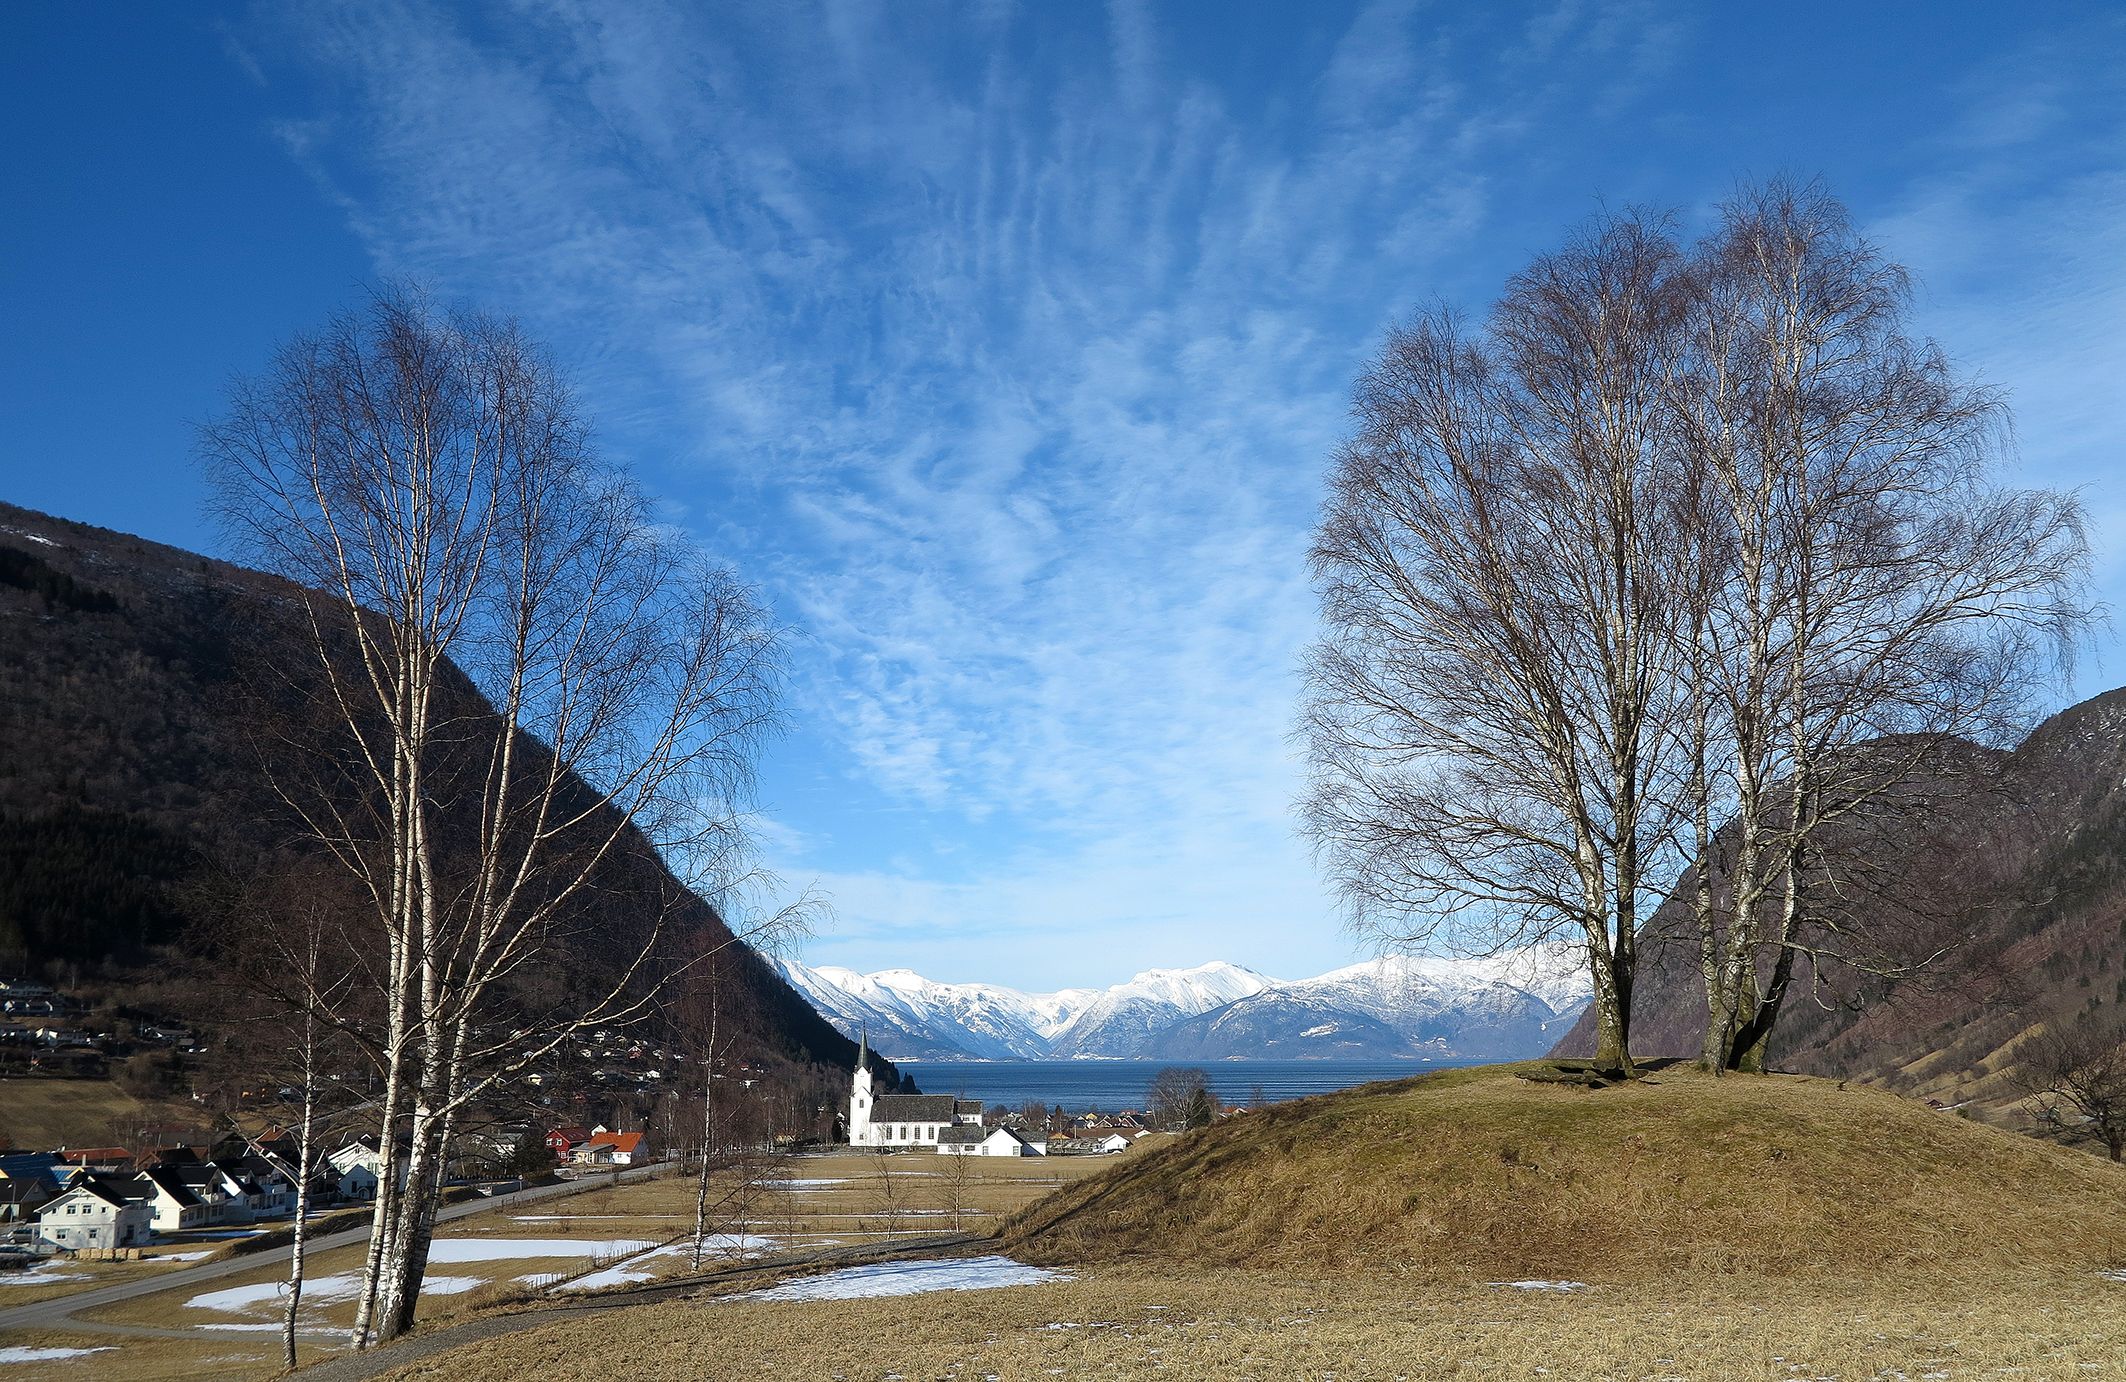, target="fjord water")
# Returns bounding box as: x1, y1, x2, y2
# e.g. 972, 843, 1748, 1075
896, 1057, 1481, 1114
